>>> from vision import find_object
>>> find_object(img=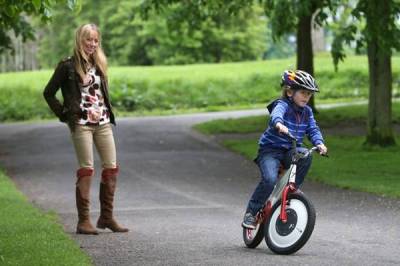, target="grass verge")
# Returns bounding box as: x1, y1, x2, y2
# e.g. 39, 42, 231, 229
194, 103, 400, 198
0, 170, 92, 266
223, 136, 400, 198
194, 102, 400, 134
